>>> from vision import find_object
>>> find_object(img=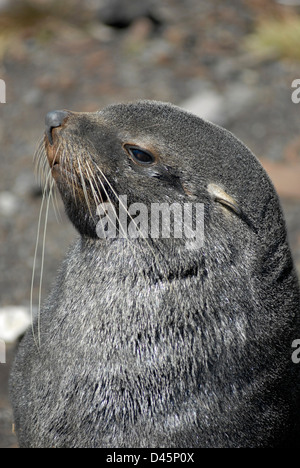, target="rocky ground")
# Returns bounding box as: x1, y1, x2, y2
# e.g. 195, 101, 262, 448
0, 0, 300, 448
